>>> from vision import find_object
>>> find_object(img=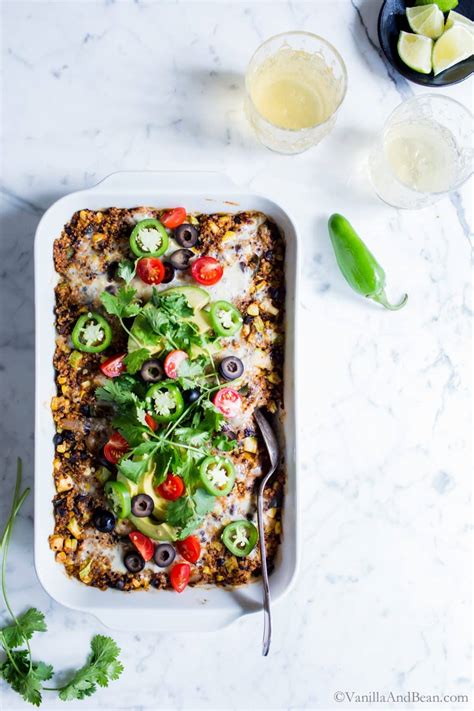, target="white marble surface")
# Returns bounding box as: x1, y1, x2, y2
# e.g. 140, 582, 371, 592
0, 1, 472, 709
